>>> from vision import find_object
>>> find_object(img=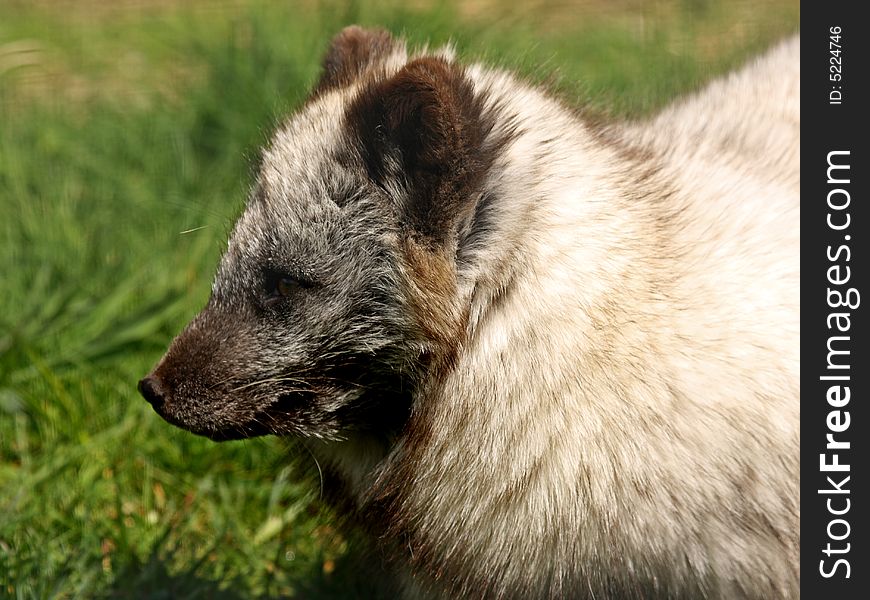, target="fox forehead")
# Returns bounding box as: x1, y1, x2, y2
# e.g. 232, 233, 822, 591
219, 96, 362, 257
212, 107, 400, 302
259, 92, 357, 209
